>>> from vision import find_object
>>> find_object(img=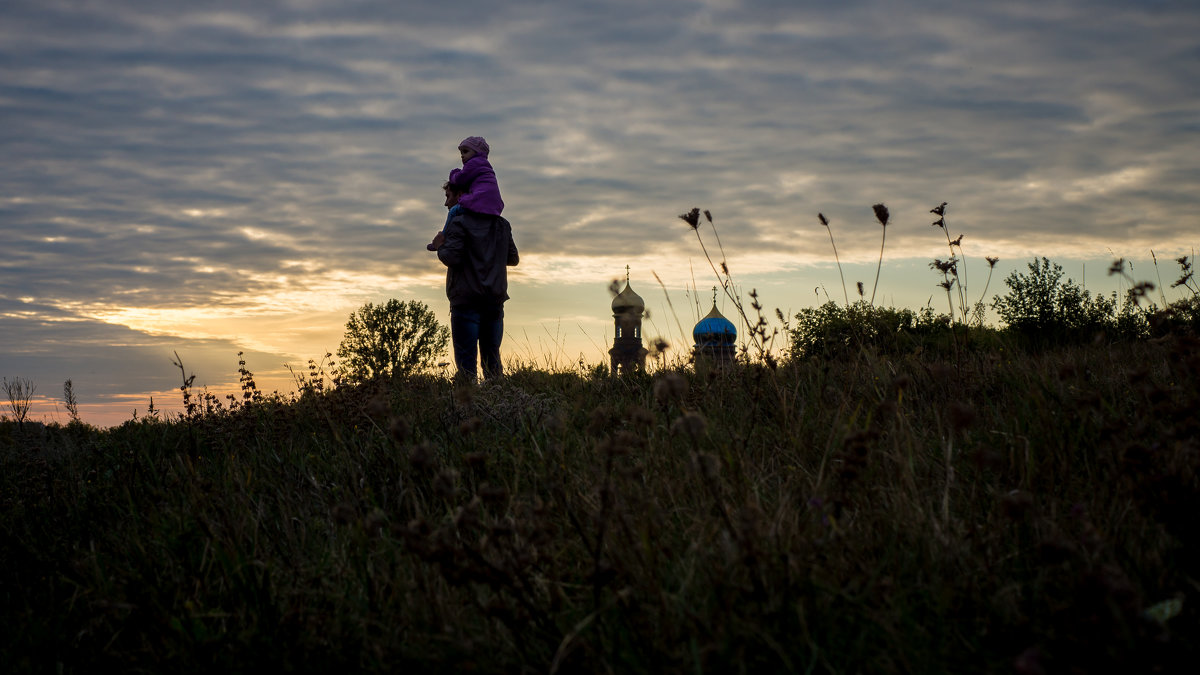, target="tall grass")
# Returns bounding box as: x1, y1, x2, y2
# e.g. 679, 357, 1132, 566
3, 325, 1198, 673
